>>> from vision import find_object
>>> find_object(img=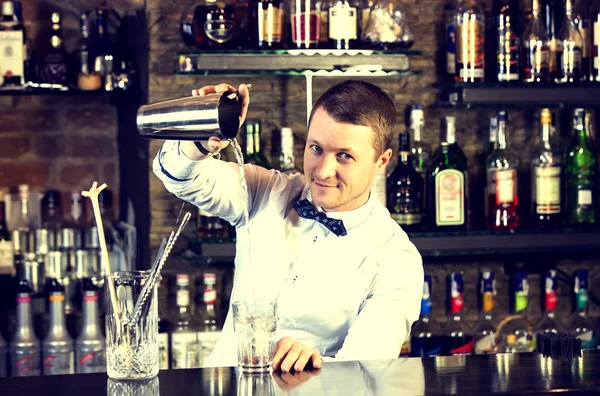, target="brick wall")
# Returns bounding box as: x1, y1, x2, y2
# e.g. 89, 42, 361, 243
0, 0, 120, 213
146, 0, 600, 326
